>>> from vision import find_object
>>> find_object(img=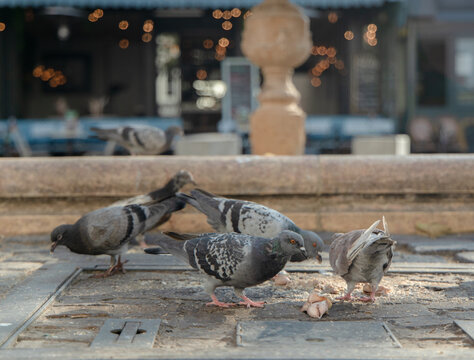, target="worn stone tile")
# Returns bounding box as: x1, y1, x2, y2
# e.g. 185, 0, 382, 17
408, 239, 474, 254
389, 315, 453, 328
456, 252, 474, 263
